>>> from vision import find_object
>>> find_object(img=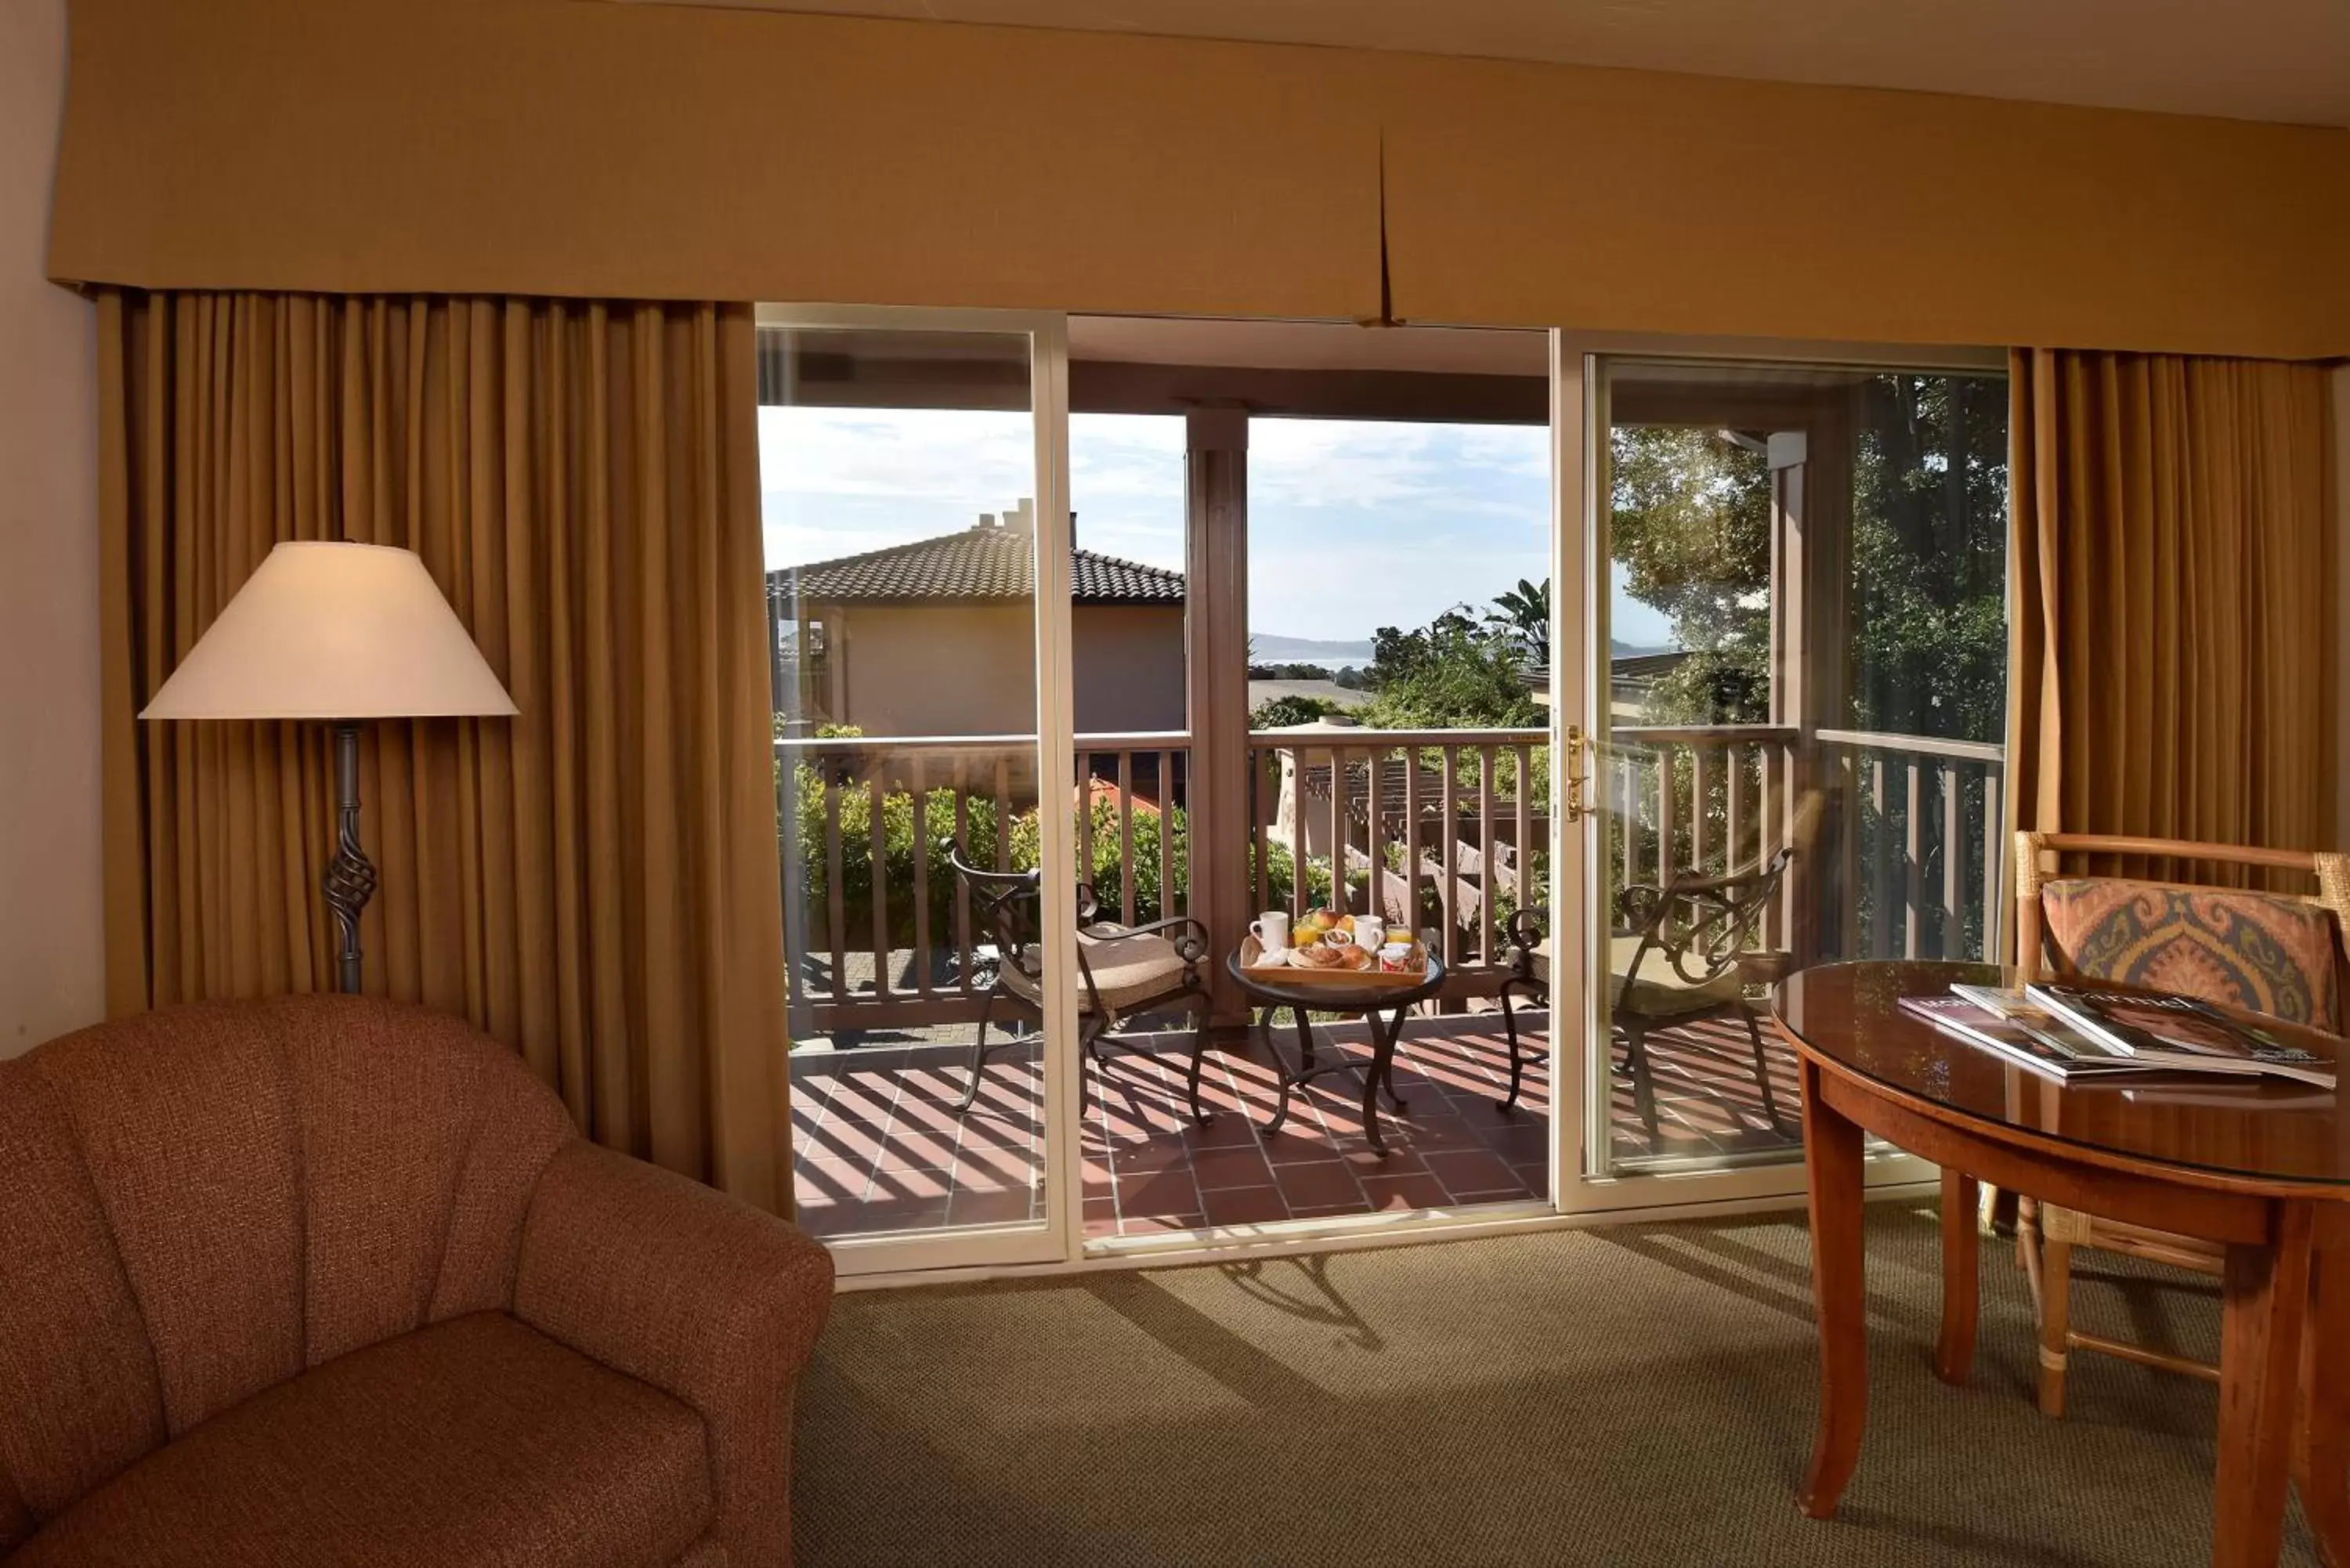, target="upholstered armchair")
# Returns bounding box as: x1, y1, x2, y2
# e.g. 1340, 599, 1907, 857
2012, 830, 2350, 1417
0, 995, 833, 1568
